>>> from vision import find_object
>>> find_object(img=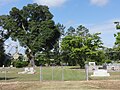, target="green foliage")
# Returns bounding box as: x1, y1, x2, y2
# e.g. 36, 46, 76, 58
56, 23, 65, 36
104, 48, 116, 61
0, 39, 5, 66
116, 25, 120, 29
35, 53, 46, 66
0, 15, 12, 66
0, 3, 60, 66
50, 23, 66, 65
105, 59, 112, 64
13, 60, 28, 68
61, 25, 104, 68
114, 32, 120, 45
66, 26, 75, 36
